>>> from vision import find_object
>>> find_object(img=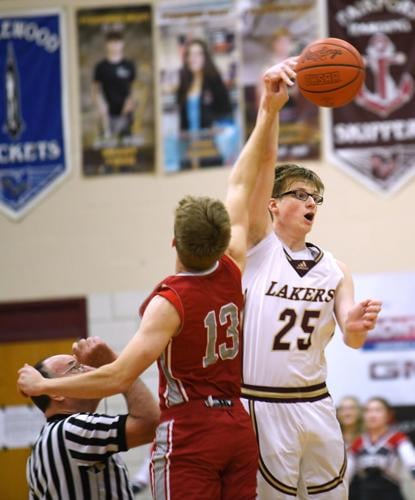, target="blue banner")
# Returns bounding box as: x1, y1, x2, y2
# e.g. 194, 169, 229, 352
0, 11, 69, 219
